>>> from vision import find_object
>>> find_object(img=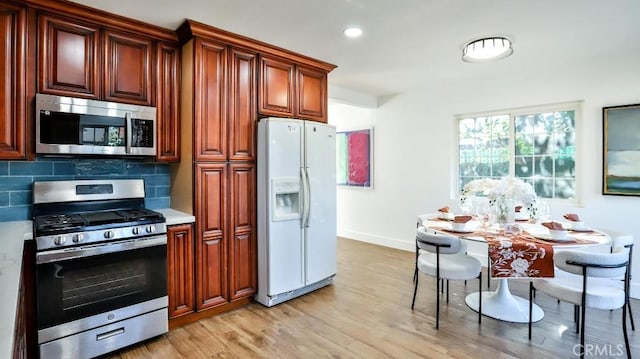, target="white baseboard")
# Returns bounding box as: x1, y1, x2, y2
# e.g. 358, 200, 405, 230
337, 229, 414, 252
338, 229, 640, 300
